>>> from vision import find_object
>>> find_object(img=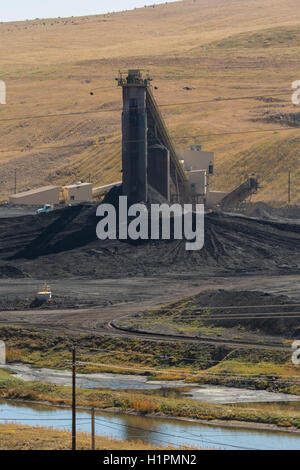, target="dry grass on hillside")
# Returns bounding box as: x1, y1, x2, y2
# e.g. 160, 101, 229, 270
0, 423, 167, 450
0, 0, 299, 203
